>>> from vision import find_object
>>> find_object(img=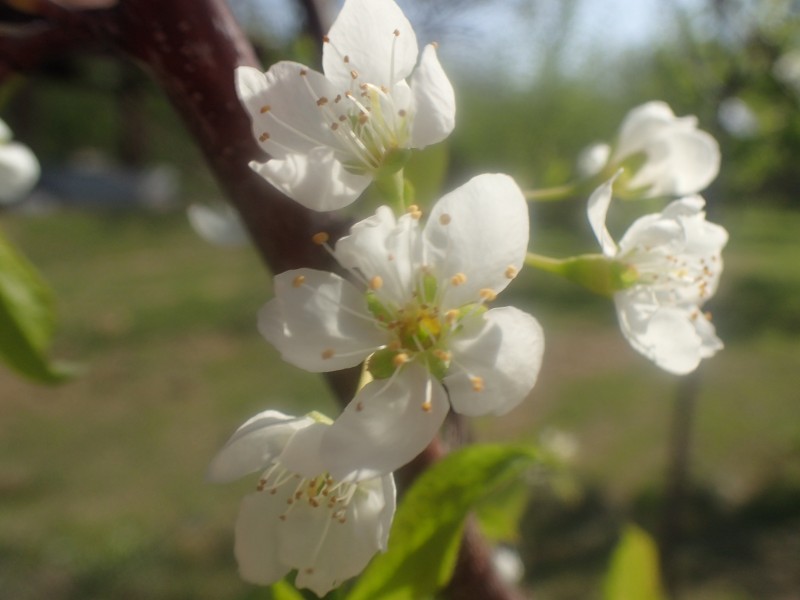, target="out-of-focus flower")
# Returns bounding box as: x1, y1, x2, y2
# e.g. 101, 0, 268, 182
260, 174, 544, 479
717, 97, 759, 139
187, 202, 249, 247
773, 49, 800, 95
587, 176, 728, 375
236, 0, 455, 211
0, 118, 40, 205
580, 101, 720, 199
208, 409, 395, 596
